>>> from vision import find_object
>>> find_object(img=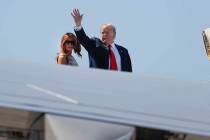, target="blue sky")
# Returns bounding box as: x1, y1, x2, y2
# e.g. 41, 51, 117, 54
1, 0, 210, 81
